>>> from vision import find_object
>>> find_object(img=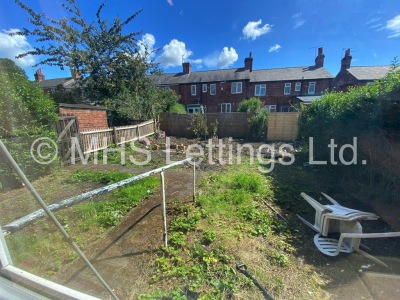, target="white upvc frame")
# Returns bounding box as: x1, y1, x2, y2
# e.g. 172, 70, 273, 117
281, 107, 290, 112
255, 84, 266, 96
202, 84, 207, 93
295, 82, 301, 92
221, 103, 232, 113
308, 82, 316, 94
231, 82, 242, 94
266, 105, 276, 113
284, 83, 291, 95
210, 84, 216, 95
191, 85, 196, 96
